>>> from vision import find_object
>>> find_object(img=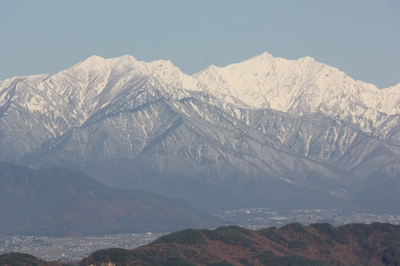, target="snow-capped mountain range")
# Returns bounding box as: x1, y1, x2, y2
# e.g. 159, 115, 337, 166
1, 53, 399, 211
